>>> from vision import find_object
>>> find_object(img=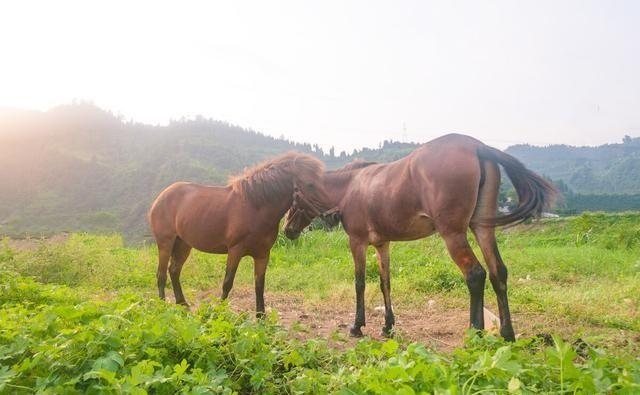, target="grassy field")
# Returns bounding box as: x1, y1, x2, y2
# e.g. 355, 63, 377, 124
1, 212, 639, 393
